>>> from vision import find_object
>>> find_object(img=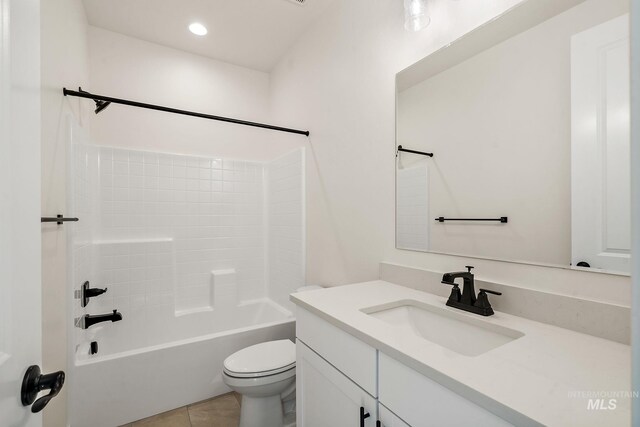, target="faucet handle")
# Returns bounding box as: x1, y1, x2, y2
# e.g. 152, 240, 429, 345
465, 265, 474, 273
475, 288, 501, 313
